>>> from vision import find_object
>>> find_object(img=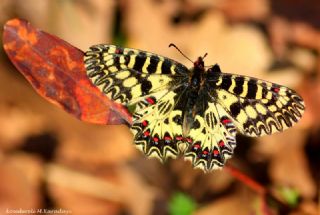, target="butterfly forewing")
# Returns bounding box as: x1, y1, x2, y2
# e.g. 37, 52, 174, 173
84, 44, 189, 105
211, 73, 305, 137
